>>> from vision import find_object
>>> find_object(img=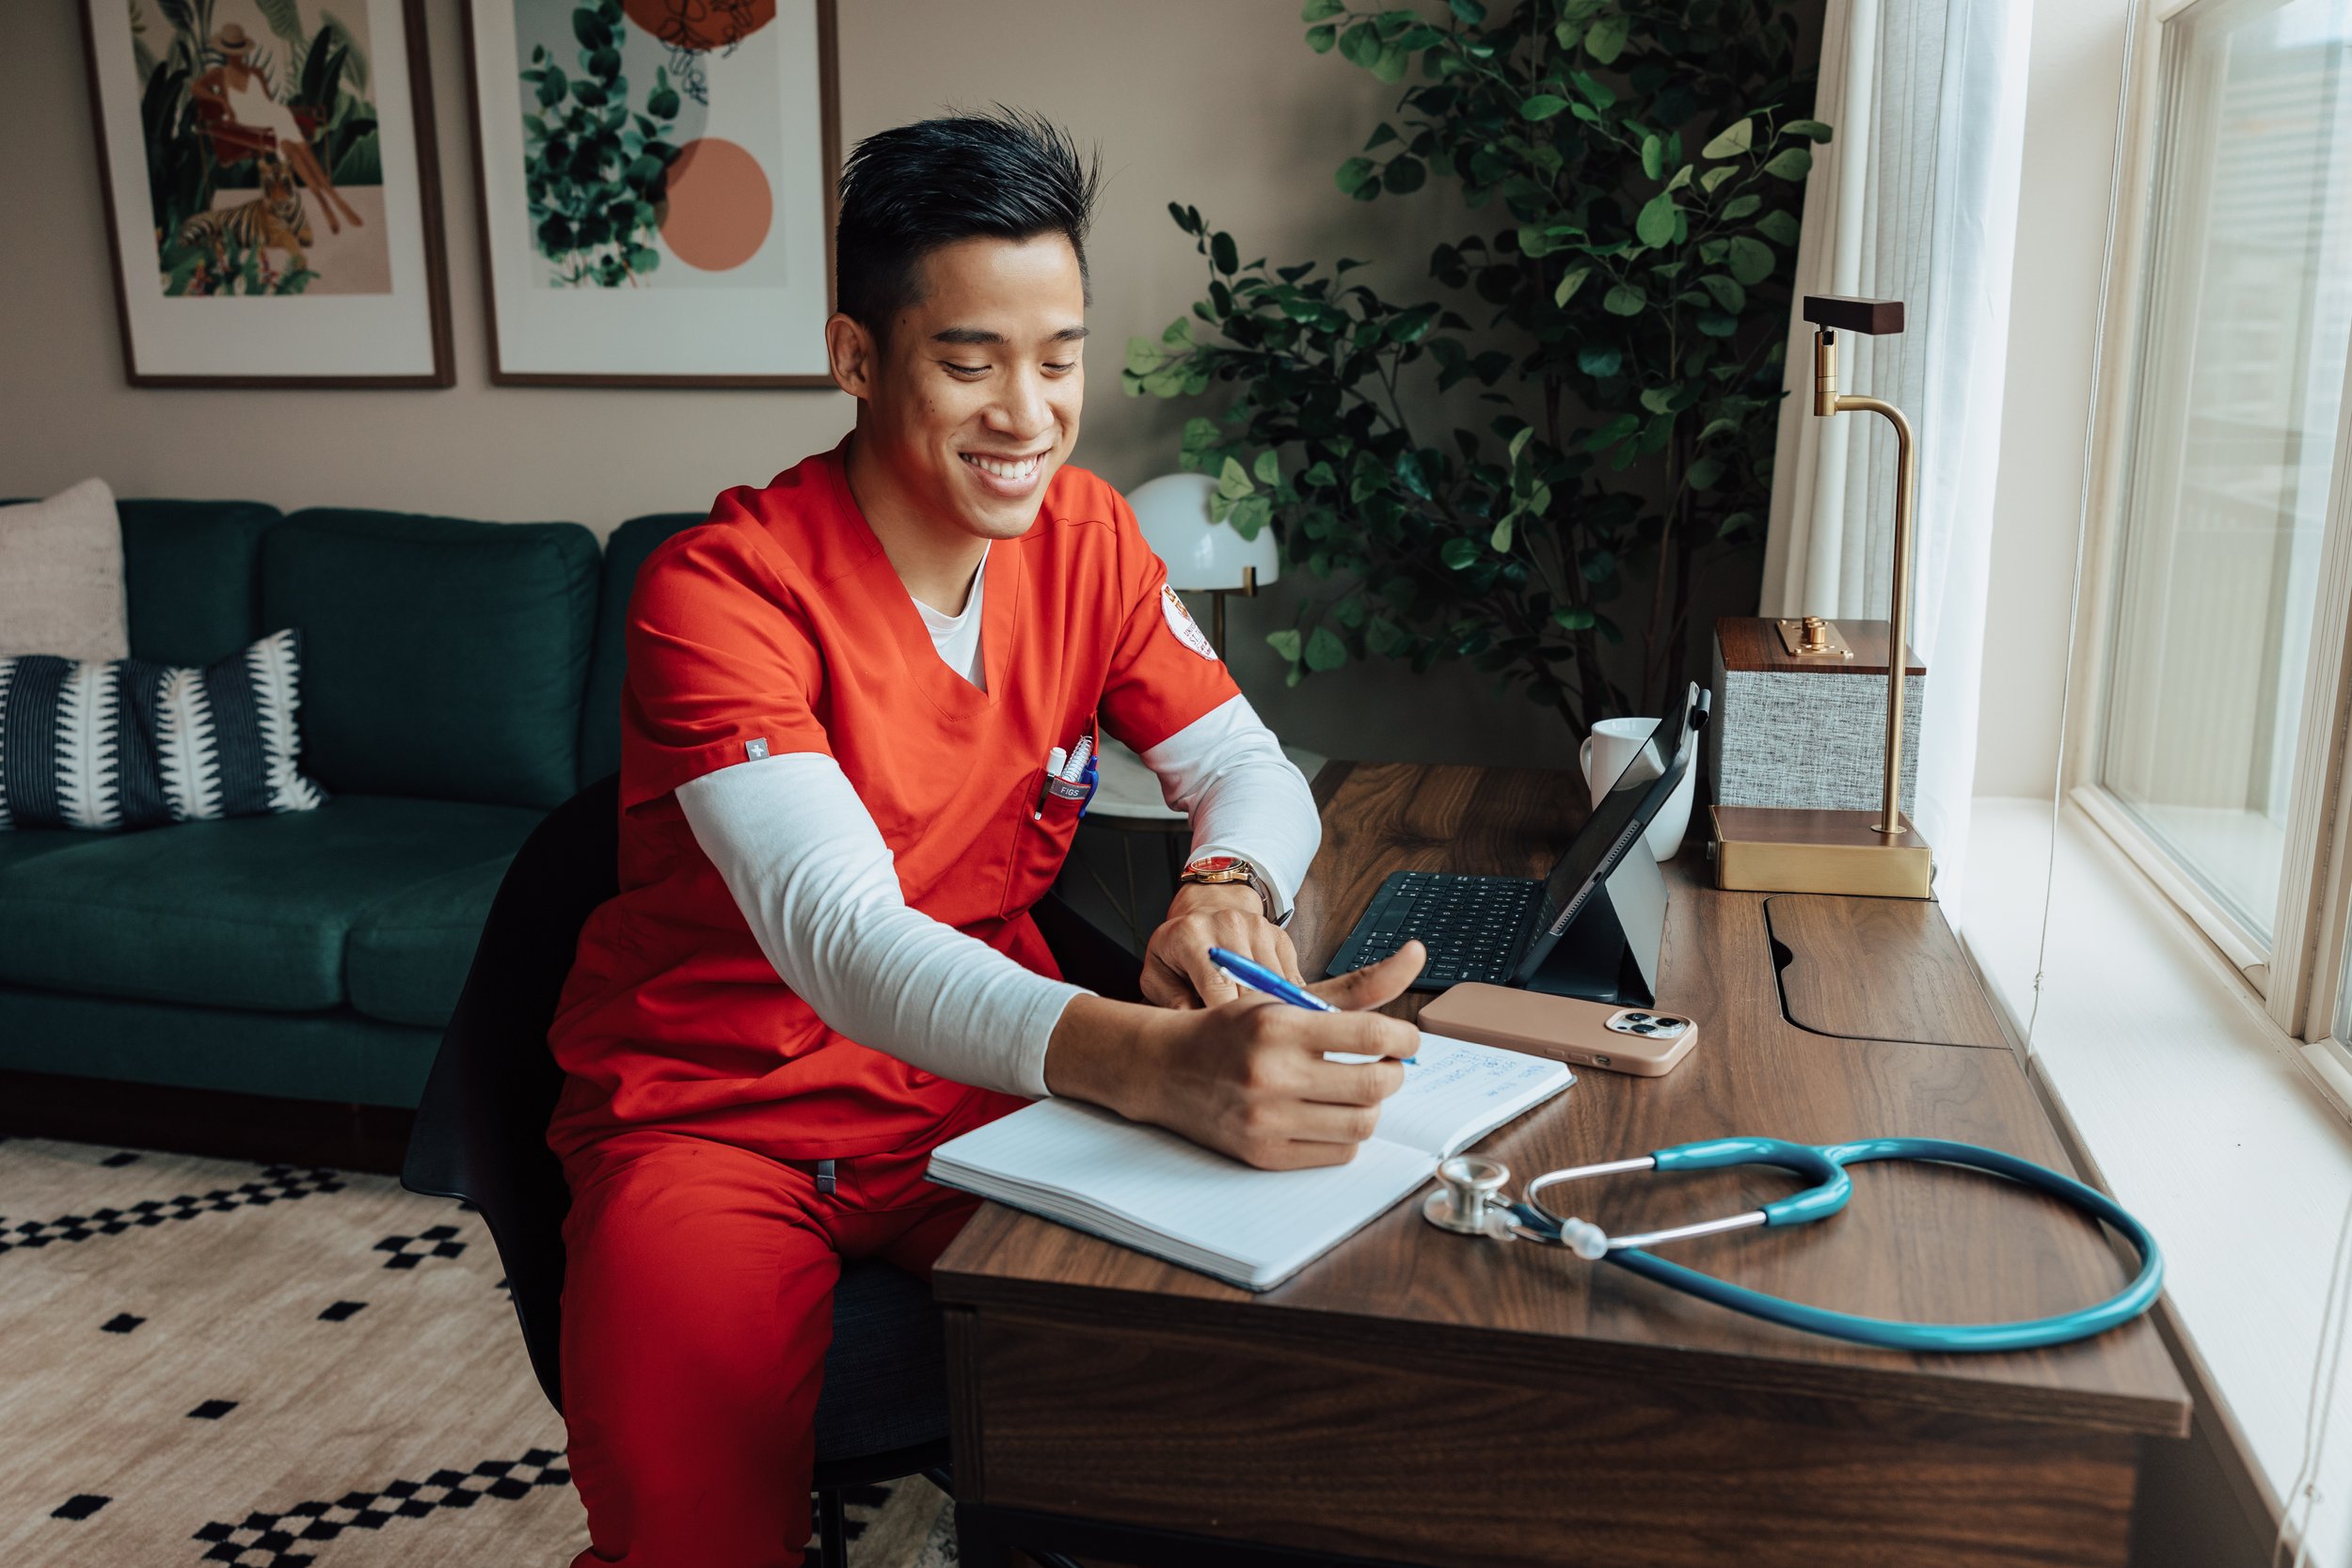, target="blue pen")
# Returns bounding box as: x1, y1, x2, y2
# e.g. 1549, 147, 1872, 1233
1207, 946, 1417, 1064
